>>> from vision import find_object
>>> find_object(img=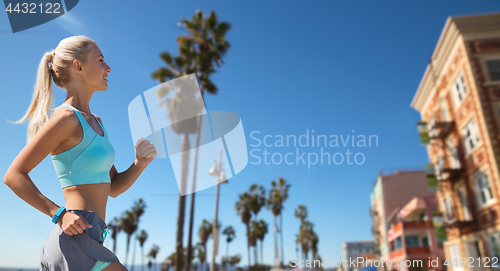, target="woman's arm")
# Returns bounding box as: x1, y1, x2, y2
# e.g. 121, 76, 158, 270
94, 116, 157, 198
108, 138, 157, 198
4, 108, 94, 235
3, 108, 77, 218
